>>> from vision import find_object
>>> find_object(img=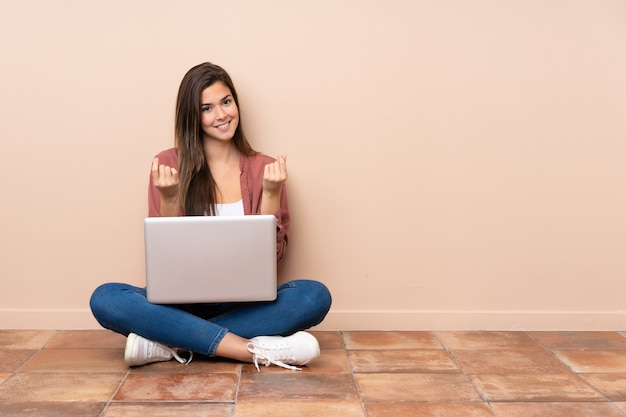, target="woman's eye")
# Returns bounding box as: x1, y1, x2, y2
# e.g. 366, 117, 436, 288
223, 98, 231, 105
202, 106, 211, 112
